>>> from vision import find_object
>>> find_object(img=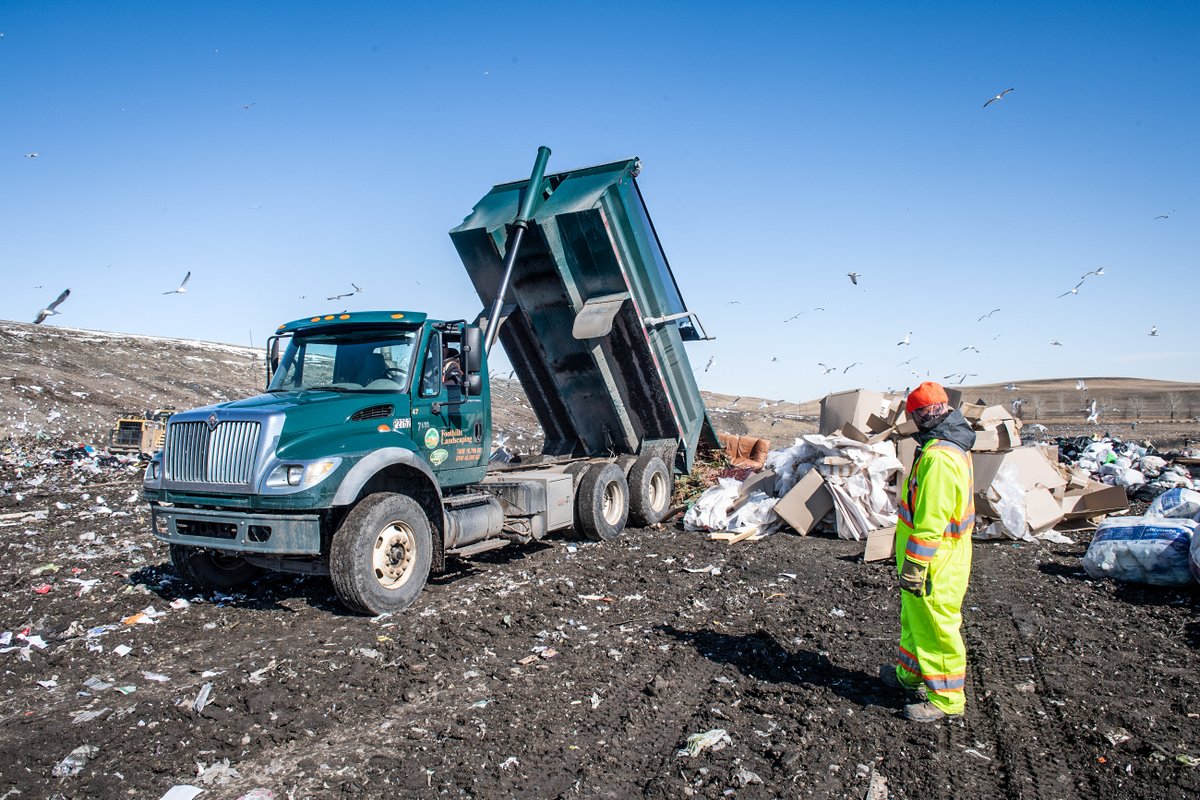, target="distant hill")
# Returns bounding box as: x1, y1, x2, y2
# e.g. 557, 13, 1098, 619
3, 320, 1196, 453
